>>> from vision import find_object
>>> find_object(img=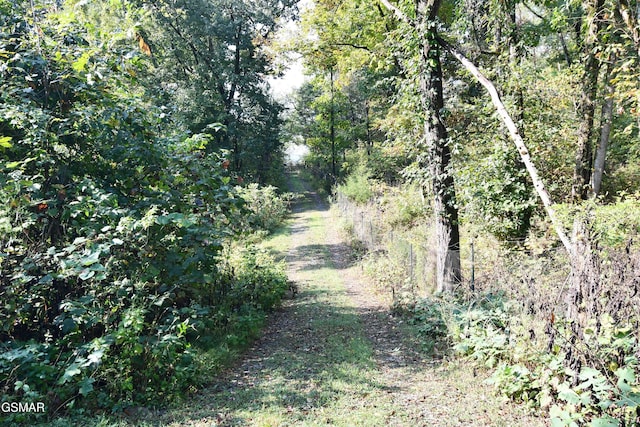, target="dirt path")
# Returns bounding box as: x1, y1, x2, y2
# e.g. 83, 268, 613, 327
162, 176, 544, 426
